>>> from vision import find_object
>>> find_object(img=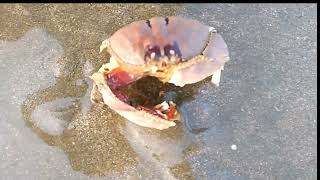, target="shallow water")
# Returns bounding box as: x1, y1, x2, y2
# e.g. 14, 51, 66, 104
0, 3, 317, 180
